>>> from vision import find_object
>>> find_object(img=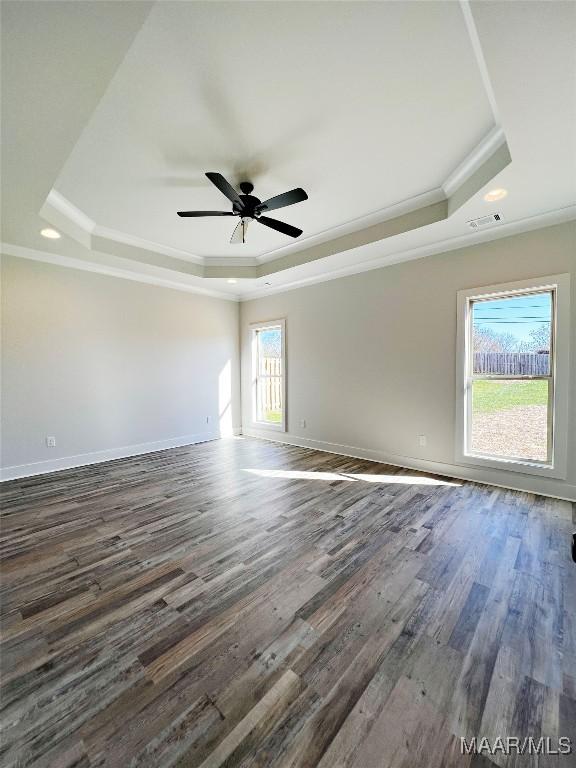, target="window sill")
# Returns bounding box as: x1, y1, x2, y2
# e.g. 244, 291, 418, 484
456, 451, 566, 480
252, 420, 286, 433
